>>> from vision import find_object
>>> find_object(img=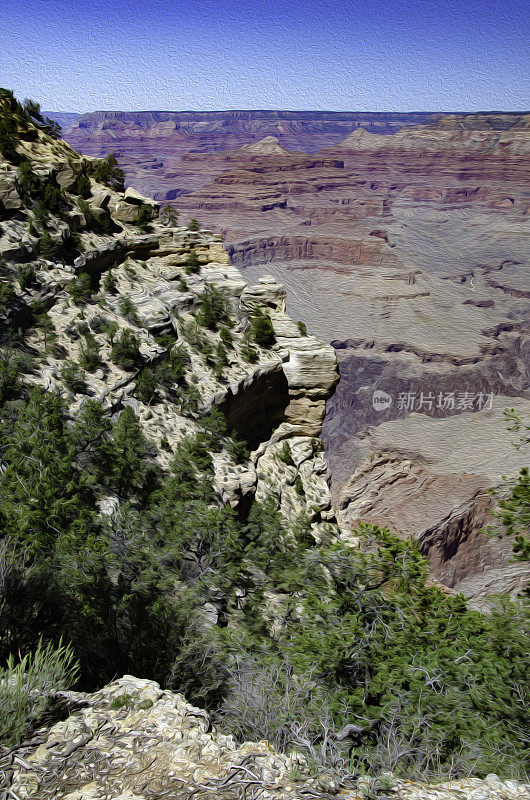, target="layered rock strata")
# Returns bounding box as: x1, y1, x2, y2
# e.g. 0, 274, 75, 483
0, 100, 341, 547
154, 117, 530, 600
